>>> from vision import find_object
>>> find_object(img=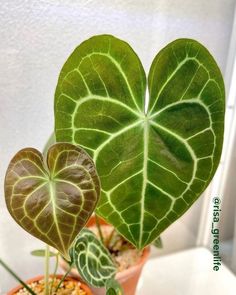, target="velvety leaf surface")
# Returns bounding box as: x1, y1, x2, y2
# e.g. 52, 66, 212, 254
55, 35, 225, 249
5, 143, 100, 259
73, 228, 116, 287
